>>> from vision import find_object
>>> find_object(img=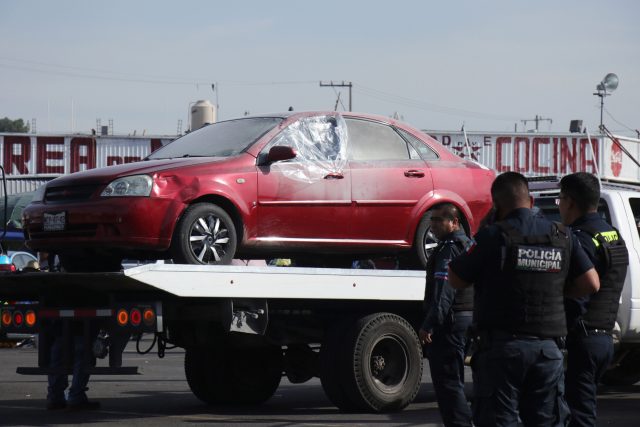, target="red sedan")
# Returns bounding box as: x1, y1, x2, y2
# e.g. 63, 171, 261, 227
22, 111, 494, 271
